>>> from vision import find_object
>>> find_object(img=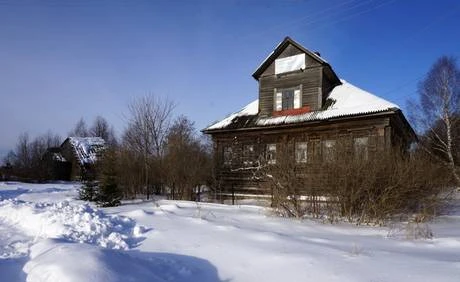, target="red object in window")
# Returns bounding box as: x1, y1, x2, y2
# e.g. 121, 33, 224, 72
273, 106, 311, 117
